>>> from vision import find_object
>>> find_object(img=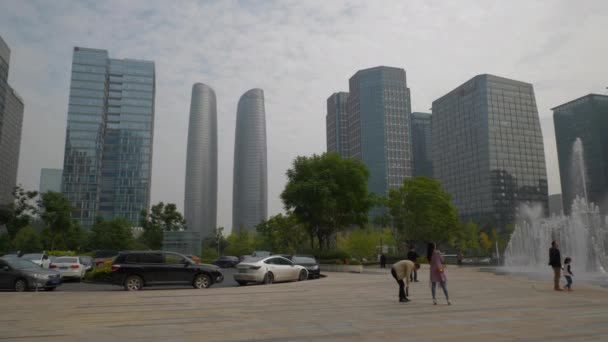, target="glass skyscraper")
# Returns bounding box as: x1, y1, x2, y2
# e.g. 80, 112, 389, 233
553, 94, 608, 214
62, 47, 155, 228
347, 66, 412, 196
326, 92, 349, 157
432, 74, 547, 228
0, 35, 24, 206
411, 112, 433, 178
